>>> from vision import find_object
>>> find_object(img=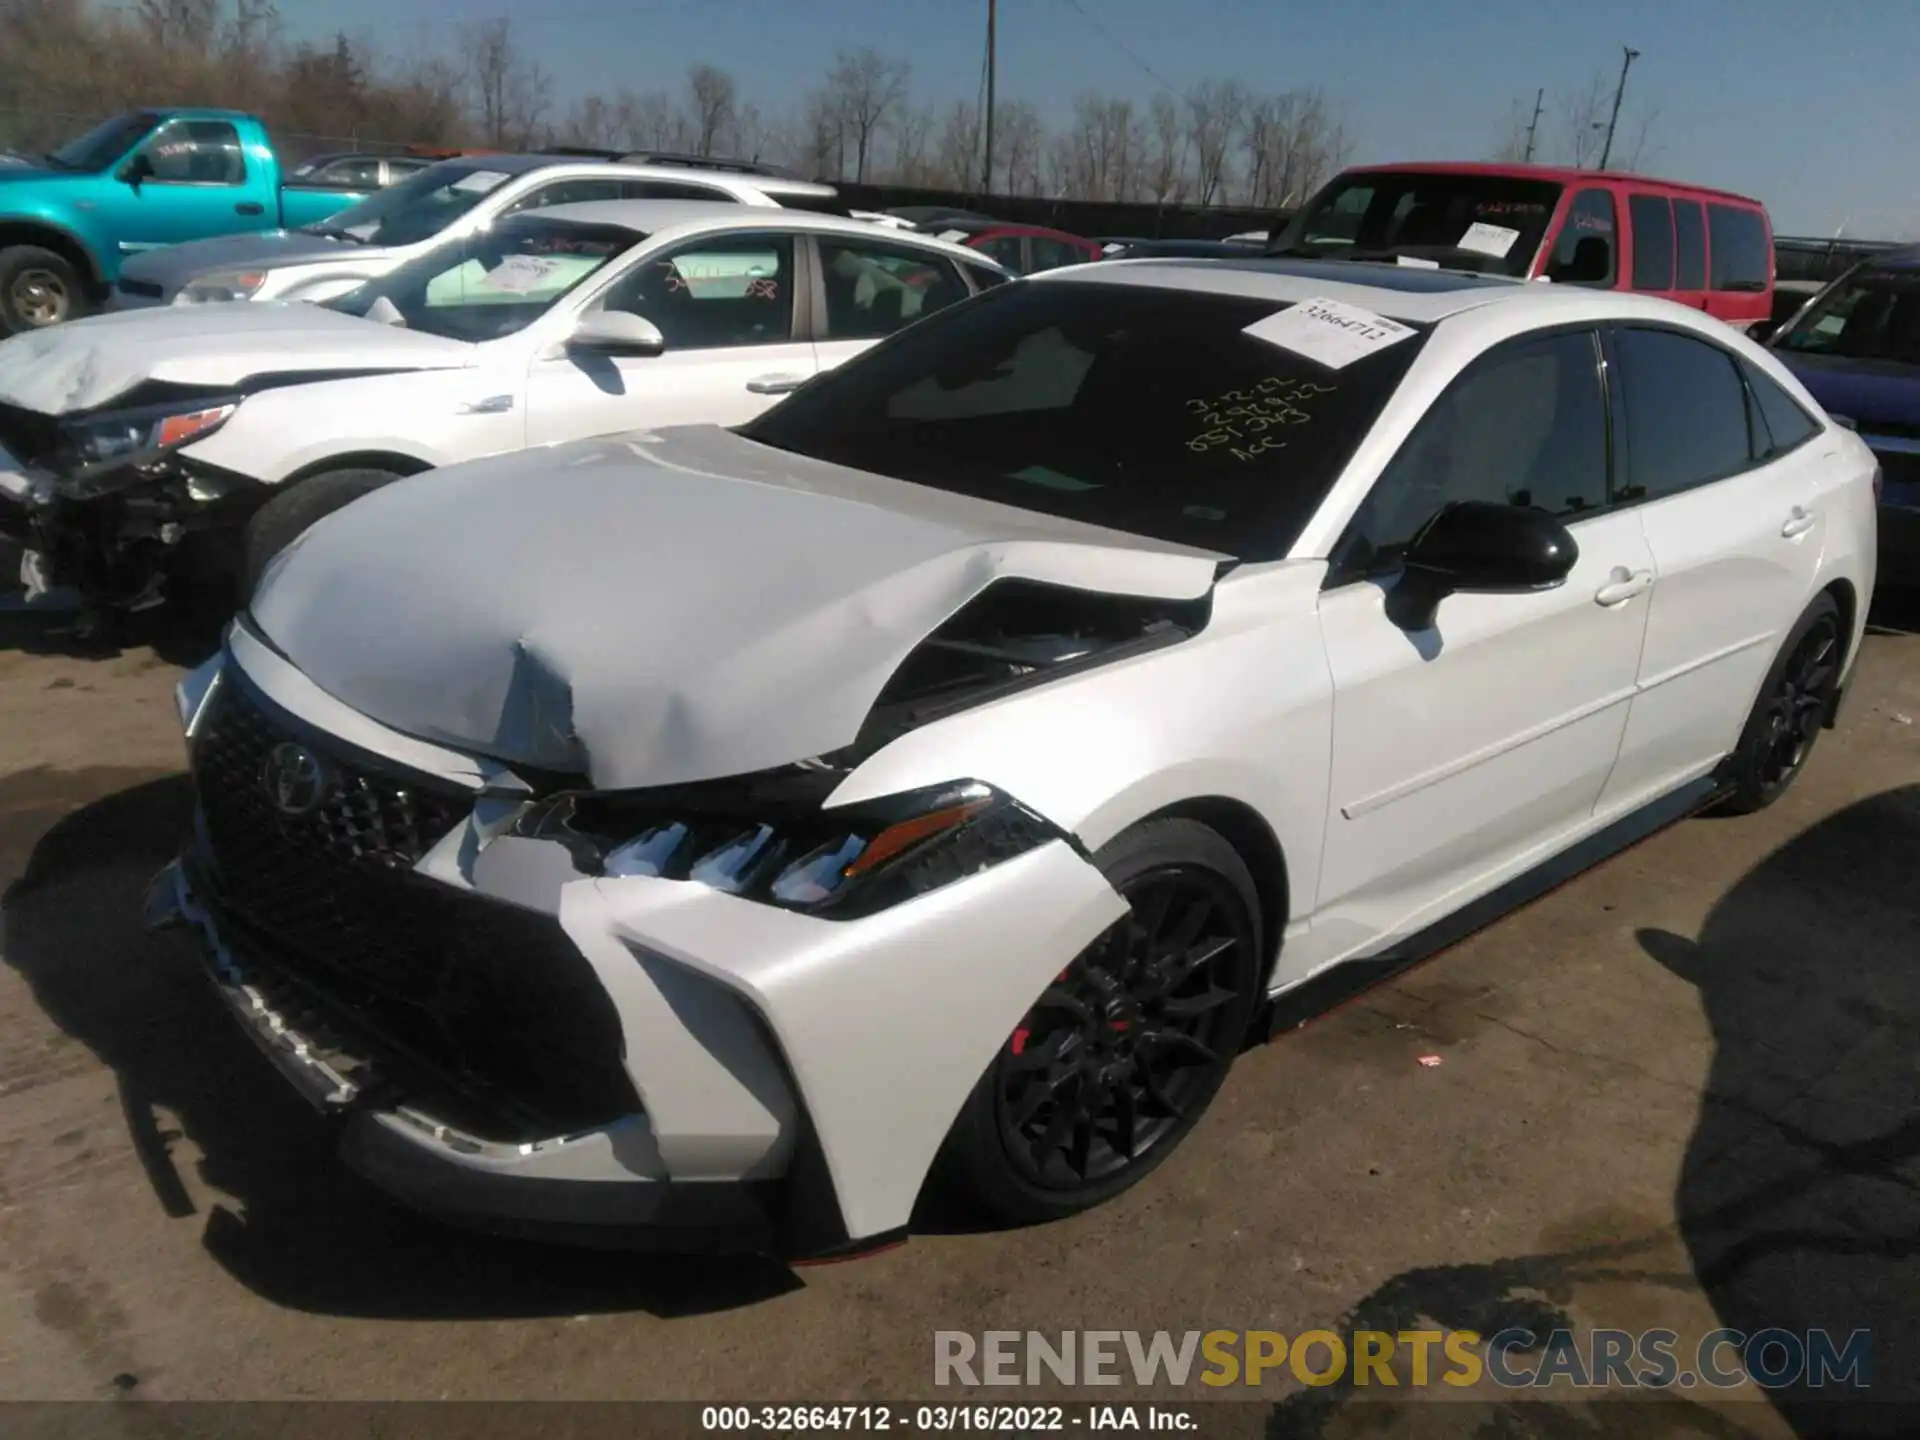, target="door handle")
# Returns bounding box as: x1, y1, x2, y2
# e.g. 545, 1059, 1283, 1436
1781, 506, 1816, 538
746, 373, 806, 395
1594, 567, 1654, 607
235, 201, 265, 216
